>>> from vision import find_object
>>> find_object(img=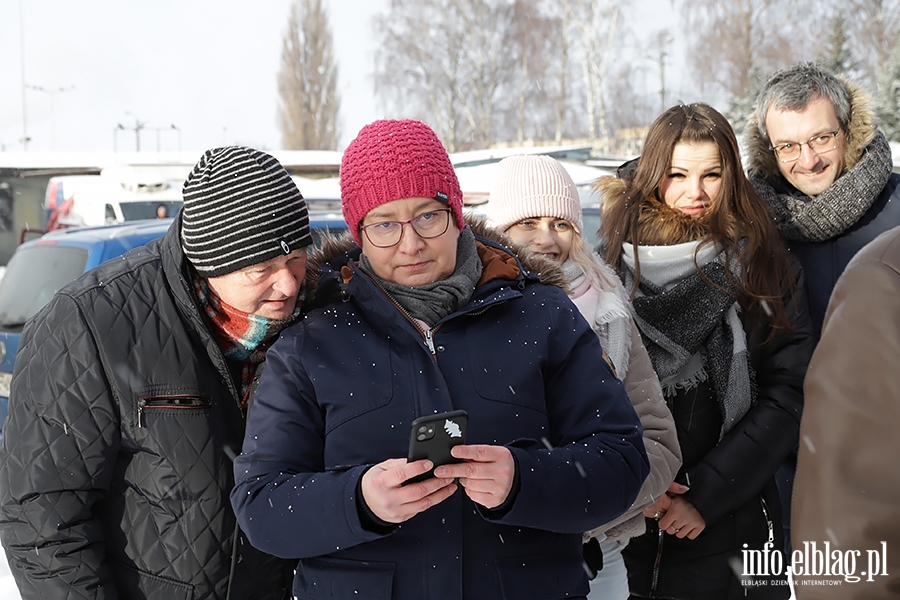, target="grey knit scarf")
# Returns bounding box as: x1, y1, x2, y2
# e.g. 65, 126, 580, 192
621, 242, 754, 439
750, 130, 893, 242
359, 226, 483, 326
